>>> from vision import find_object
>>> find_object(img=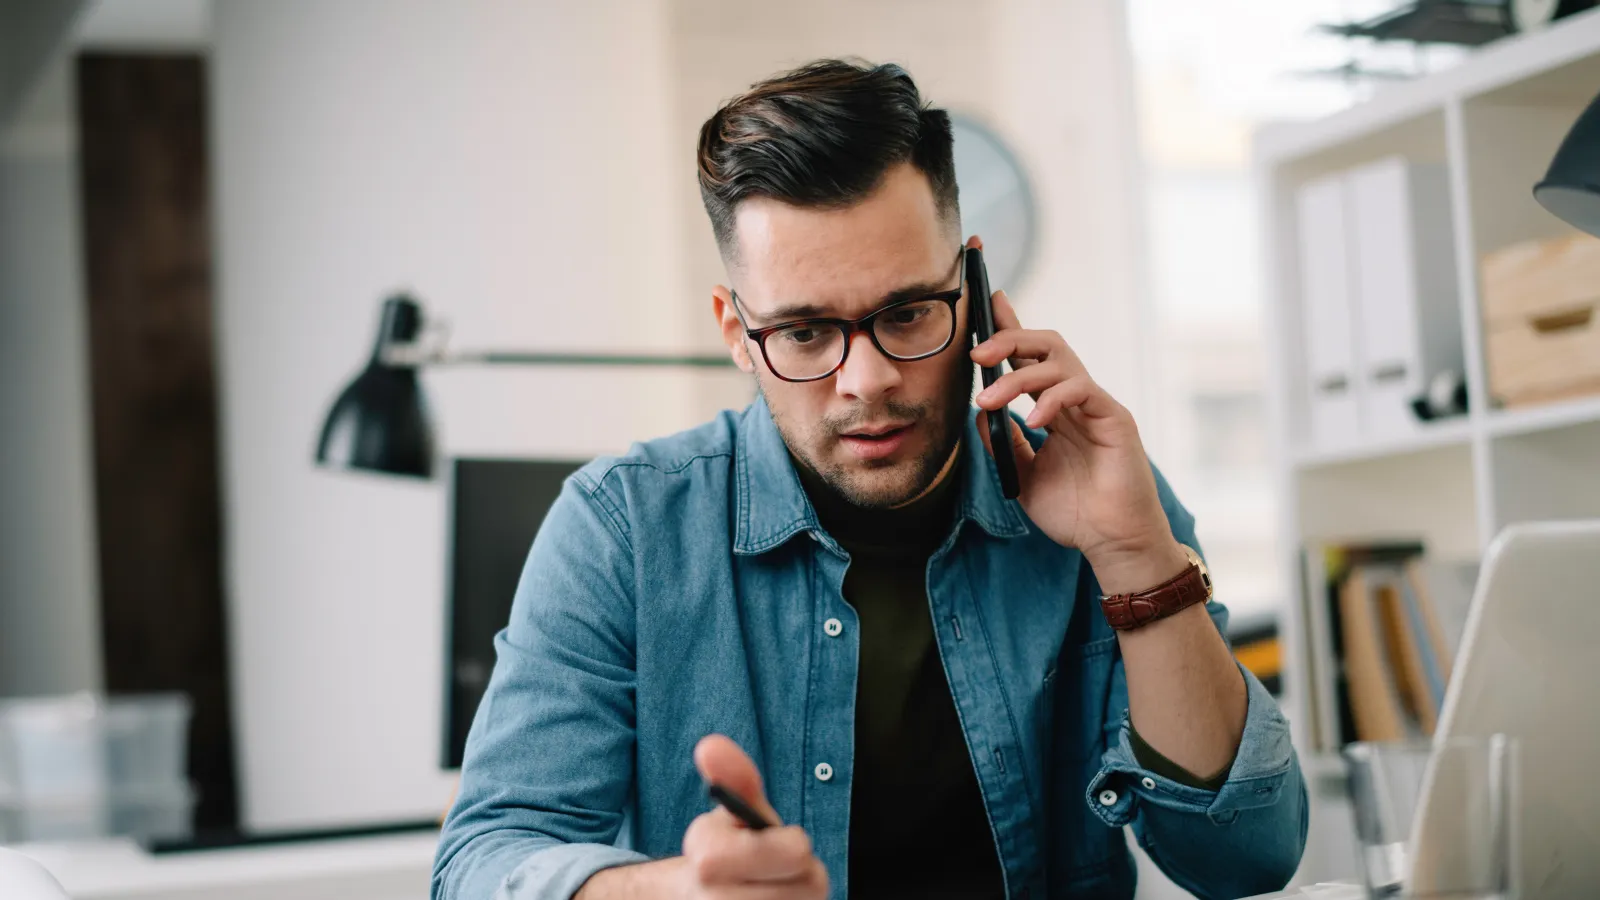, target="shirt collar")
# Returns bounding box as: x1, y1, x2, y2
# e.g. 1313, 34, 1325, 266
732, 398, 1029, 556
954, 407, 1032, 540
